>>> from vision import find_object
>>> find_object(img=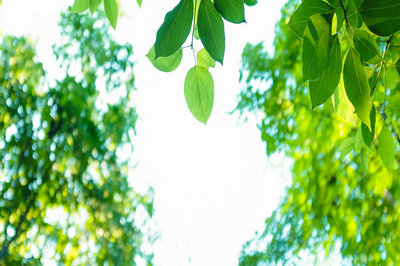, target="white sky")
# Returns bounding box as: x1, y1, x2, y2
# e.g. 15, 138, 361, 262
0, 0, 290, 265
